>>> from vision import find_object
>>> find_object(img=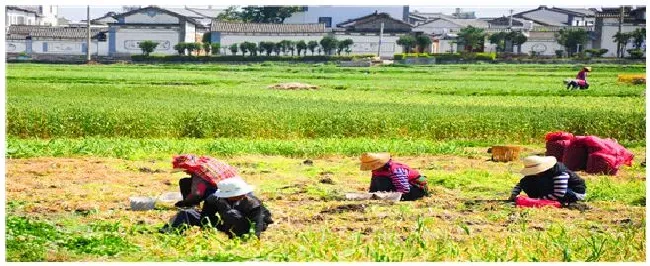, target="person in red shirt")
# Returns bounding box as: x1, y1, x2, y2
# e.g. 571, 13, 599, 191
359, 153, 429, 201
